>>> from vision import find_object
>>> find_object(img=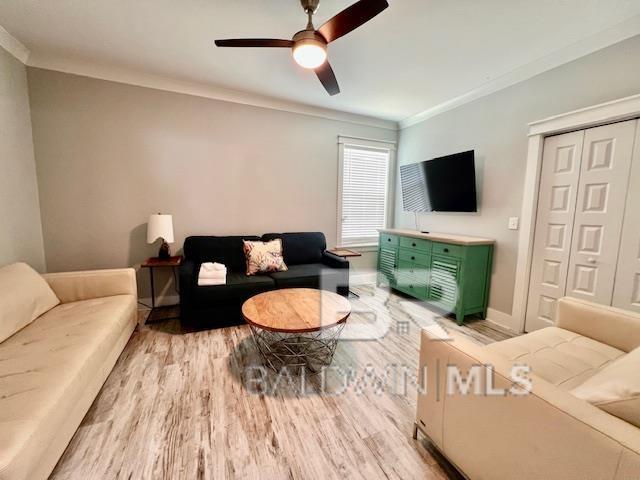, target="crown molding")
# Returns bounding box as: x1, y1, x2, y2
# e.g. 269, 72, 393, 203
0, 25, 30, 64
26, 52, 398, 131
399, 15, 640, 129
8, 14, 640, 133
528, 92, 640, 136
